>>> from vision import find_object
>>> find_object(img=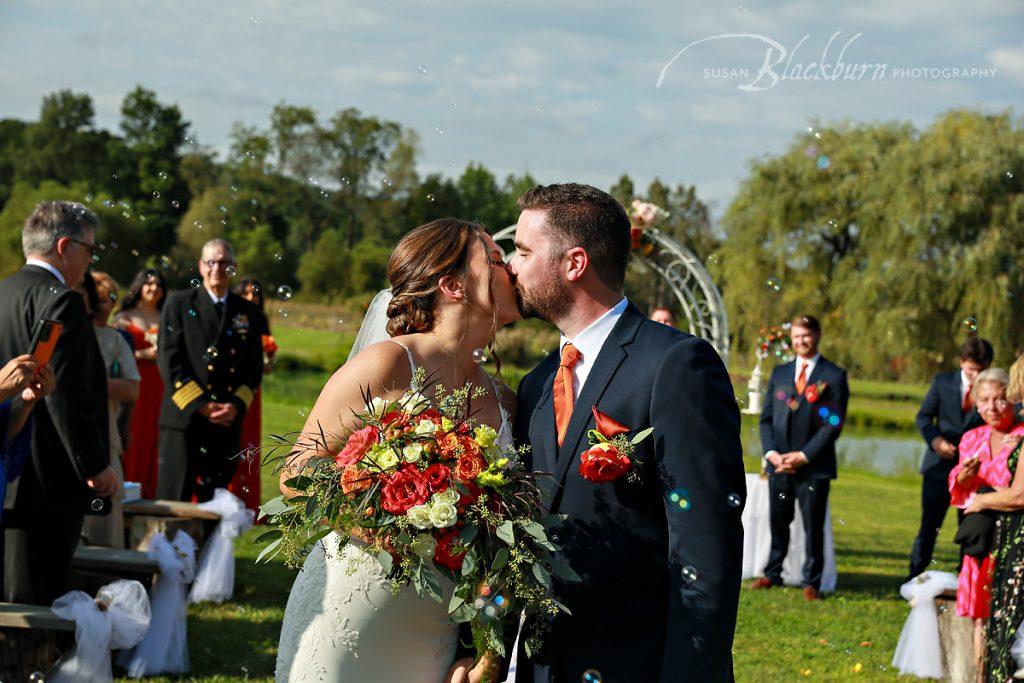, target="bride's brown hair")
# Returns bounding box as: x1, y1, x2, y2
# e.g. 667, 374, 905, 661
385, 218, 500, 349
